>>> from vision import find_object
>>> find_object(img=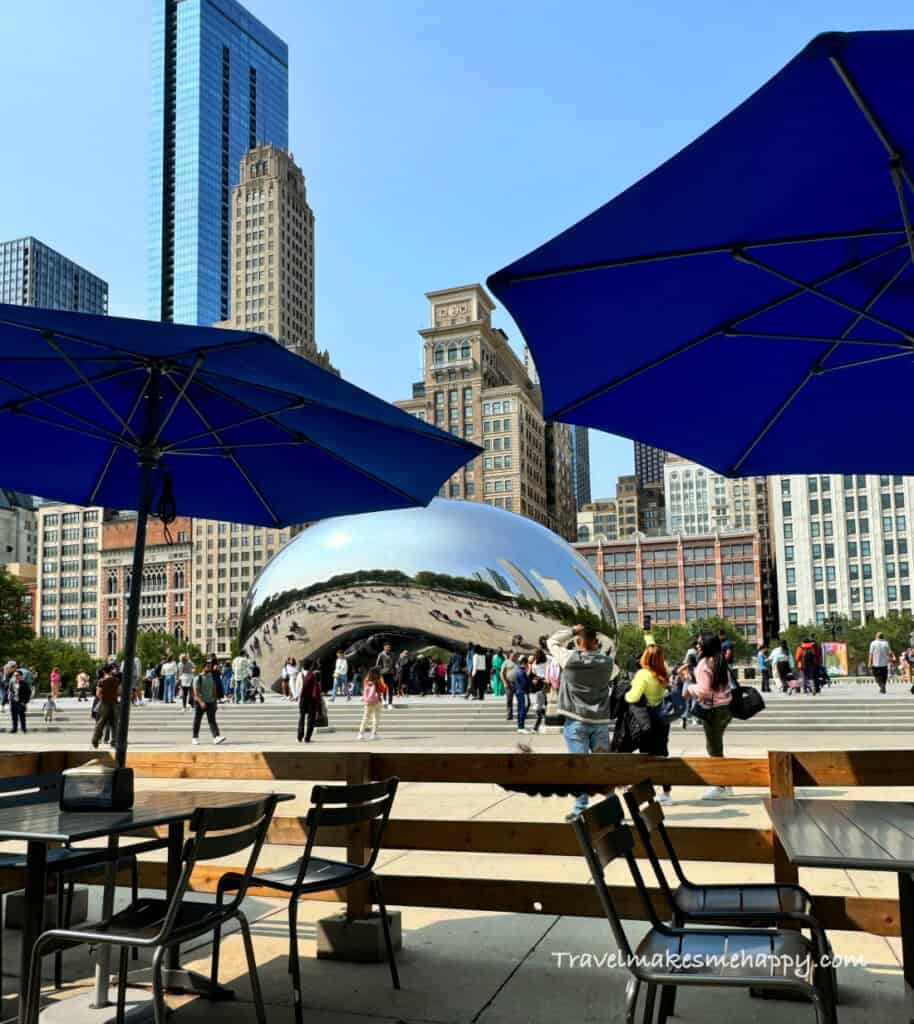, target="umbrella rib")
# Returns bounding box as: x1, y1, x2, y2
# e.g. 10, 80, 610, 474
817, 349, 914, 375
40, 333, 141, 441
9, 407, 134, 448
724, 330, 910, 349
167, 372, 430, 509
728, 254, 910, 473
152, 353, 204, 446
0, 365, 142, 413
551, 239, 908, 418
0, 372, 138, 445
830, 56, 914, 265
193, 367, 474, 450
167, 376, 283, 526
87, 378, 152, 504
161, 399, 308, 451
733, 250, 914, 342
493, 227, 904, 284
